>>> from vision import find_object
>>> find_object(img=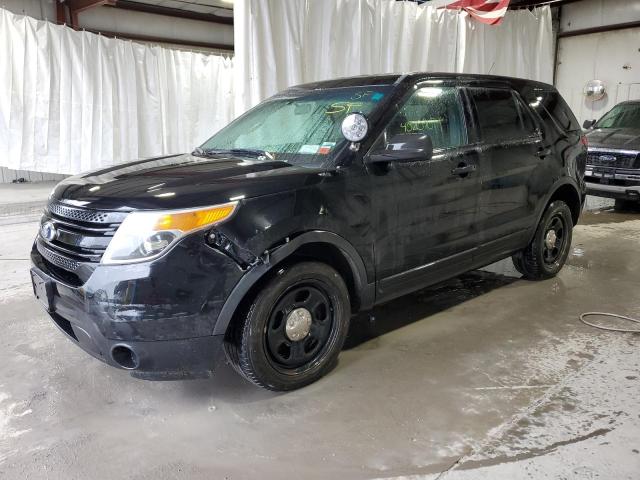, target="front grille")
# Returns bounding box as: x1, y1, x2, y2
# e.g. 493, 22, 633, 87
587, 150, 639, 169
37, 240, 80, 271
38, 201, 128, 273
47, 202, 124, 224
